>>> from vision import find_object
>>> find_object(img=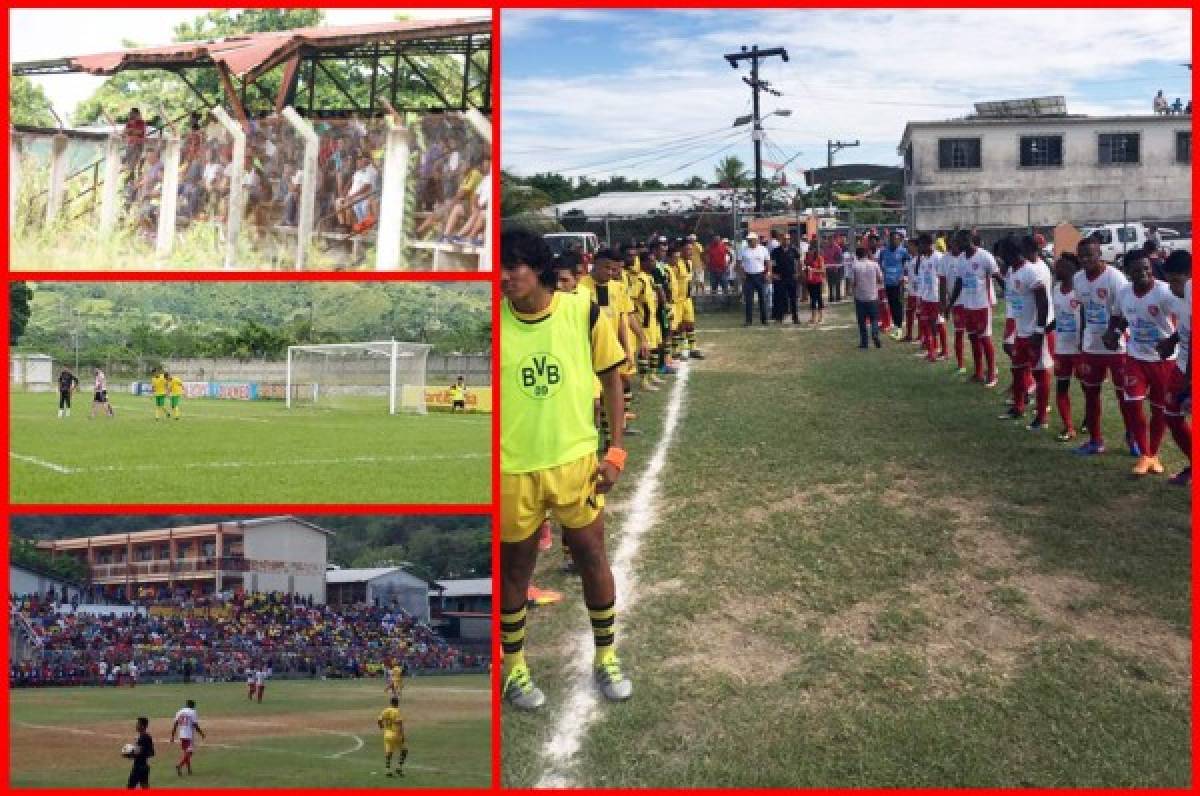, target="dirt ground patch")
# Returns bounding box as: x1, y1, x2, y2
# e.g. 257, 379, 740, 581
661, 593, 801, 685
